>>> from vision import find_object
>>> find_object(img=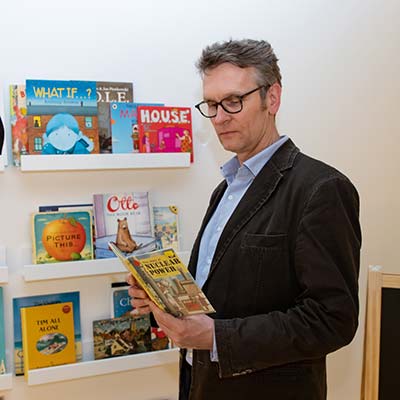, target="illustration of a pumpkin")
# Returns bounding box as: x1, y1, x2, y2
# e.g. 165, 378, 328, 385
42, 216, 86, 261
